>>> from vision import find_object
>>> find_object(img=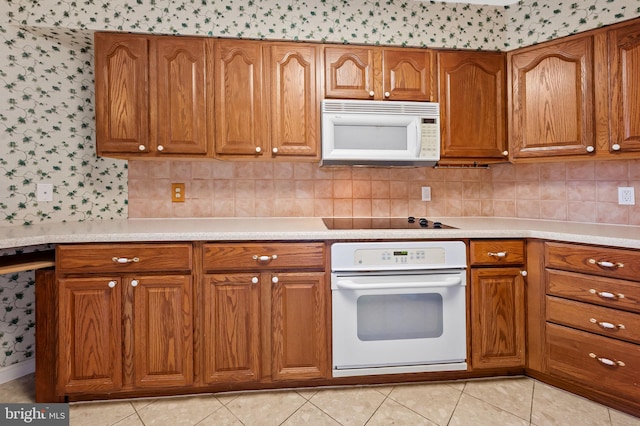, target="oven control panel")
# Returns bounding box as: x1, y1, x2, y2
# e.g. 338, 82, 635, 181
354, 247, 446, 266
